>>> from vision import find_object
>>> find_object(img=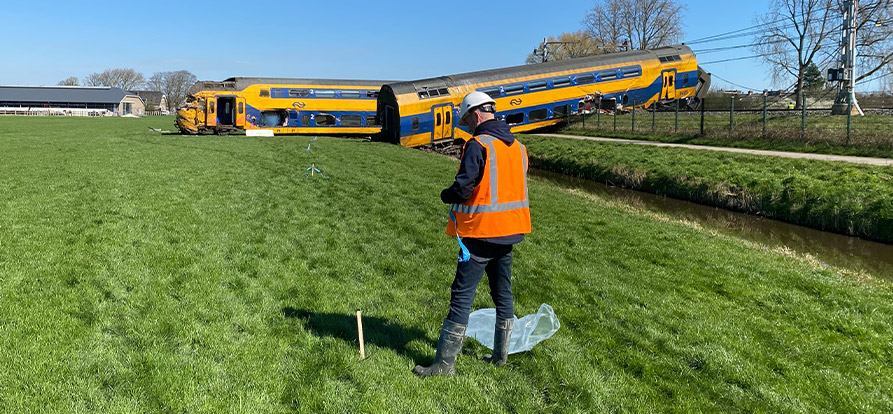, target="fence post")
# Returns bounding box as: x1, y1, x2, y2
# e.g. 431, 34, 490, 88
801, 93, 807, 139
846, 100, 852, 145
729, 97, 735, 138
597, 99, 601, 129
631, 99, 636, 133
762, 93, 768, 138
582, 108, 585, 129
614, 102, 617, 131
674, 98, 679, 134
652, 102, 656, 133
700, 98, 706, 135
